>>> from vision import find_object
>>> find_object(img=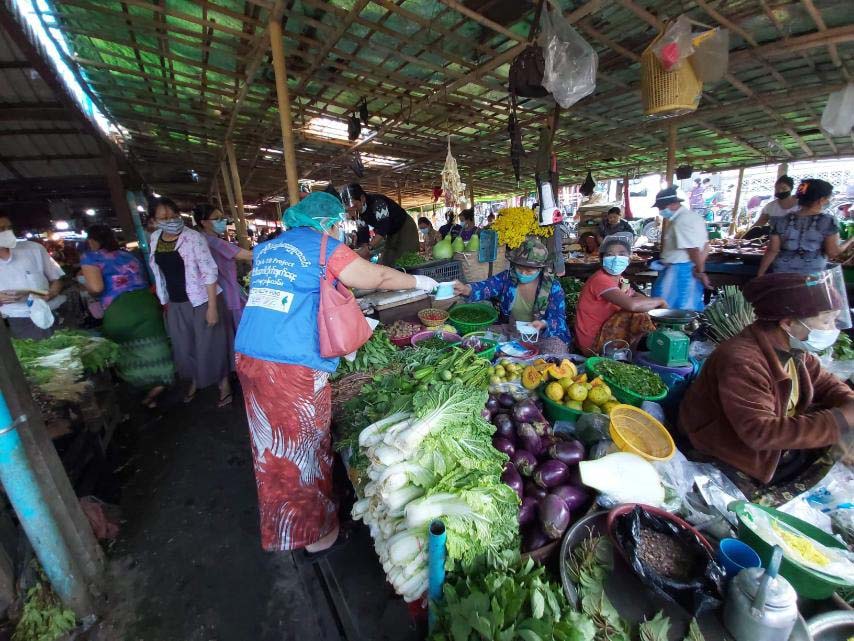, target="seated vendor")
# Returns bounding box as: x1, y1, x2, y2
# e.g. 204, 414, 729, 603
680, 271, 854, 487
452, 236, 570, 354
575, 234, 667, 355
